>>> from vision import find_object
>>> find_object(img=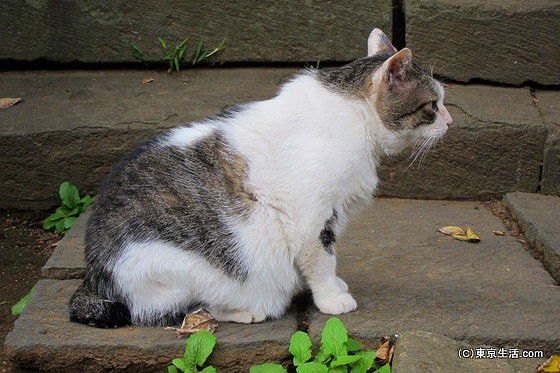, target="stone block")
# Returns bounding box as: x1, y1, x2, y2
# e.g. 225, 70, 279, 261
405, 0, 560, 85
0, 68, 296, 209
376, 84, 546, 199
0, 1, 391, 63
308, 199, 560, 355
4, 279, 297, 372
537, 90, 560, 195
503, 192, 560, 283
